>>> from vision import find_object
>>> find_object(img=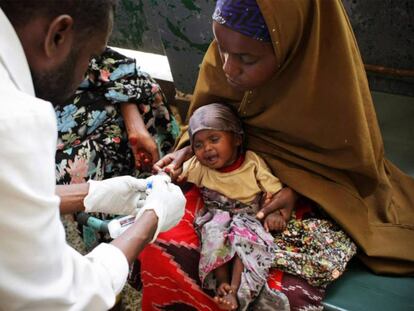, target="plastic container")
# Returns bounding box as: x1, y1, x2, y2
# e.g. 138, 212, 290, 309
107, 215, 136, 239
